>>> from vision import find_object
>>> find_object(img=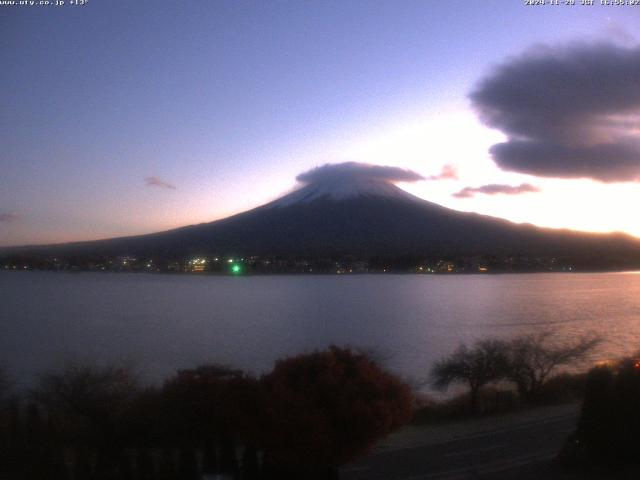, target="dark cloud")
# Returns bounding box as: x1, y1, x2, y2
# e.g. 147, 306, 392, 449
453, 183, 540, 199
0, 212, 20, 223
296, 162, 425, 184
427, 164, 459, 181
145, 176, 176, 190
470, 42, 640, 182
